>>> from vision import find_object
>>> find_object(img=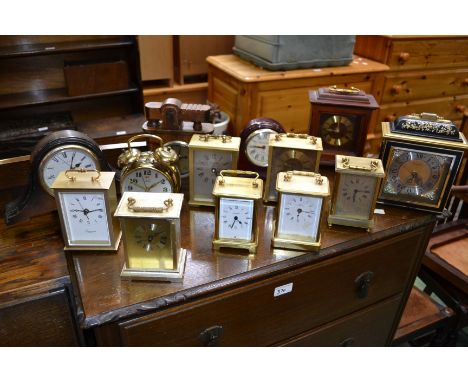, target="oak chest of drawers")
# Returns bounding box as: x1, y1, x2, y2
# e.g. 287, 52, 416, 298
354, 35, 468, 154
